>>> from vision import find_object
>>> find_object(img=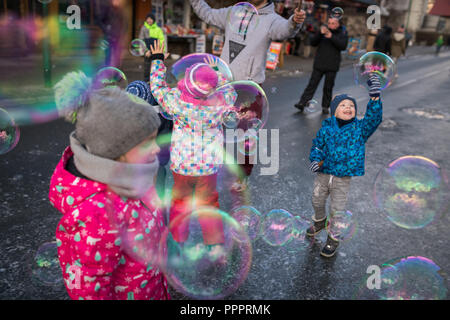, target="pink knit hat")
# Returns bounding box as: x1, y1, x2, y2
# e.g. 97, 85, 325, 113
178, 63, 218, 104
